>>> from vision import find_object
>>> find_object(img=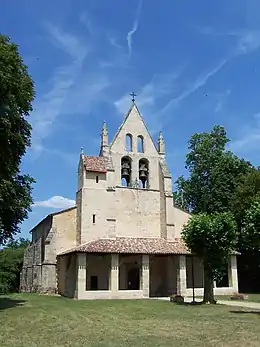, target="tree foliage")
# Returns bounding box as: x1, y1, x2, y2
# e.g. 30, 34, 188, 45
0, 34, 35, 245
182, 212, 237, 303
0, 238, 29, 293
174, 125, 253, 302
174, 125, 251, 214
241, 198, 260, 251
231, 167, 260, 228
173, 176, 189, 211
